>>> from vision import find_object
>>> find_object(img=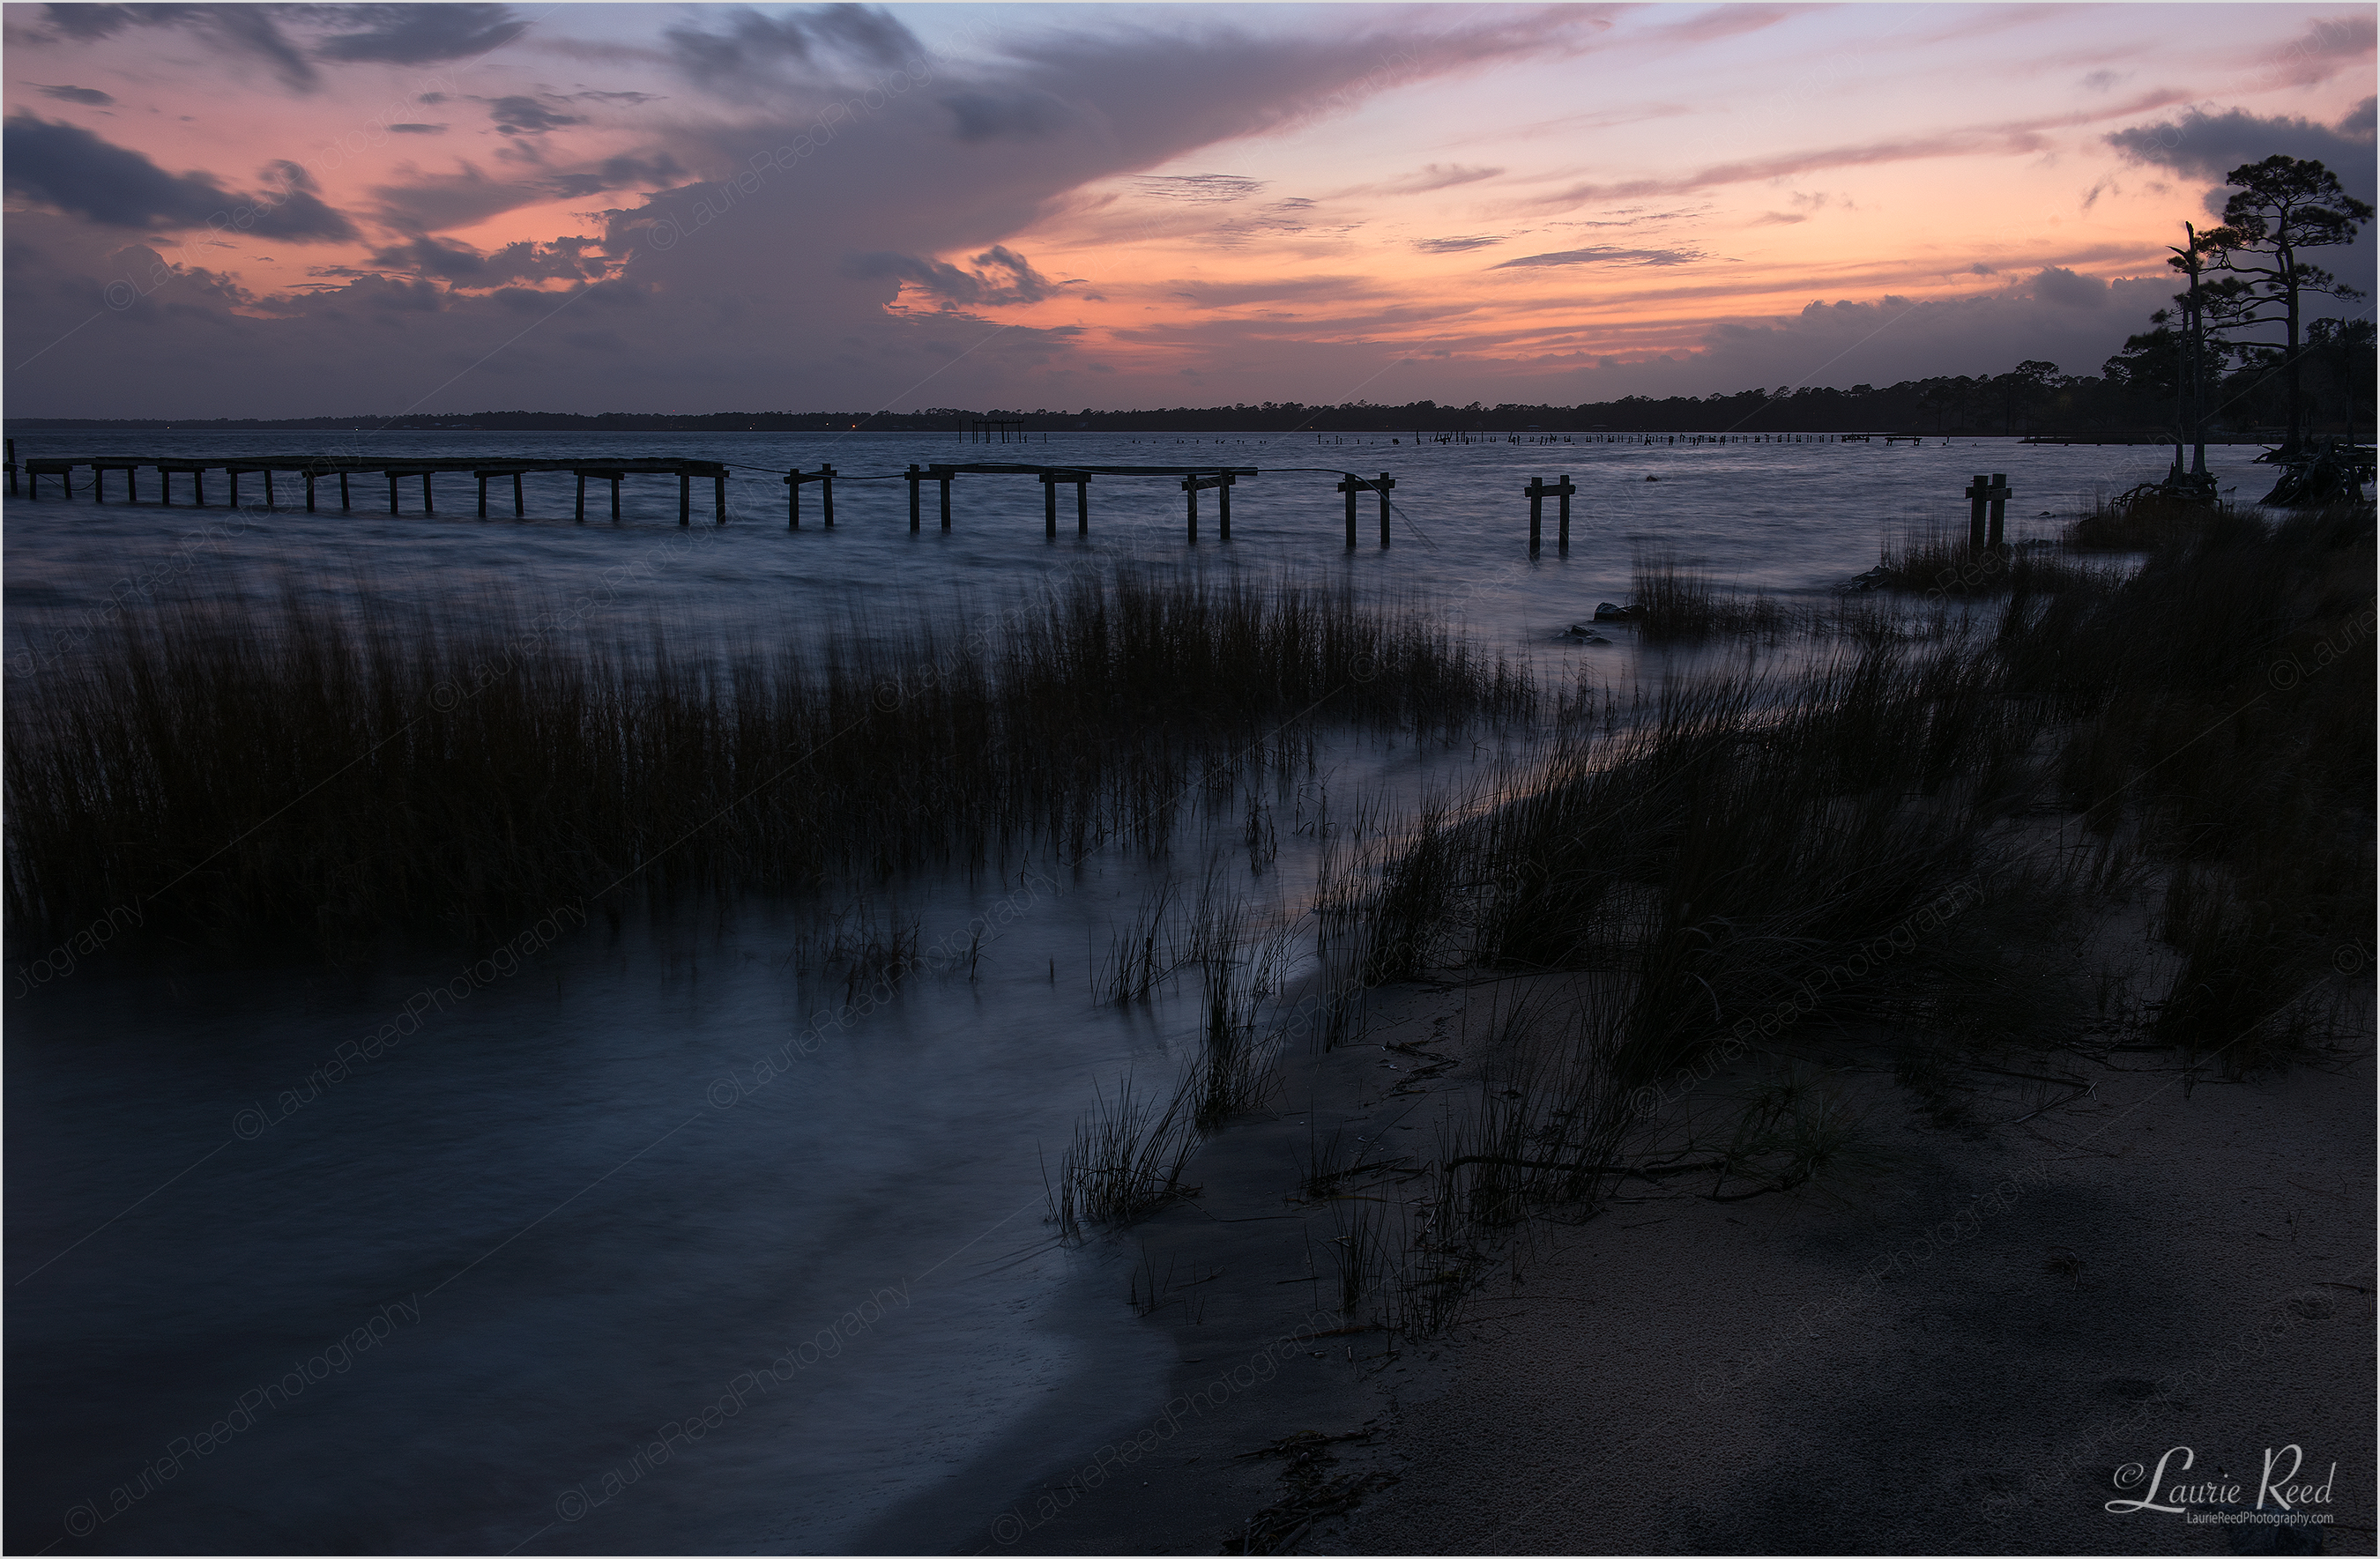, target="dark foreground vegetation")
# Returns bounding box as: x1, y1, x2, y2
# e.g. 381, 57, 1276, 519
5, 568, 1530, 957
1261, 502, 2374, 1335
